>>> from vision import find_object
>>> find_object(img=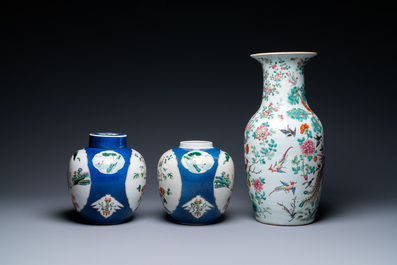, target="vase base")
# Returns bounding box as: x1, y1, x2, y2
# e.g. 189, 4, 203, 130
255, 217, 314, 226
